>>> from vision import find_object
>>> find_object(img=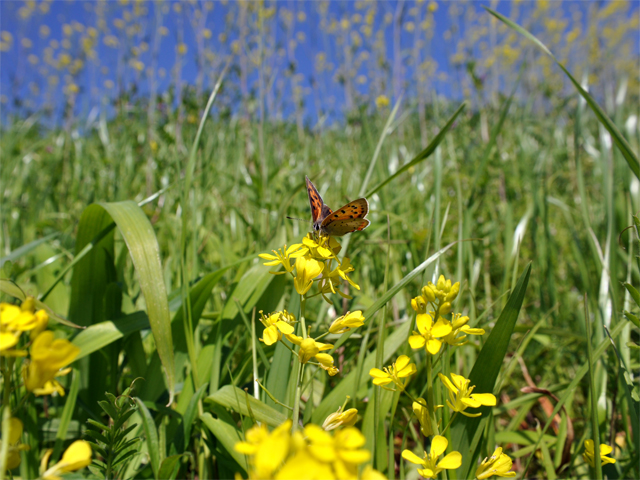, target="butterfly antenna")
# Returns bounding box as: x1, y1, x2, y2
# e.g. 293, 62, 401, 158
286, 216, 307, 222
